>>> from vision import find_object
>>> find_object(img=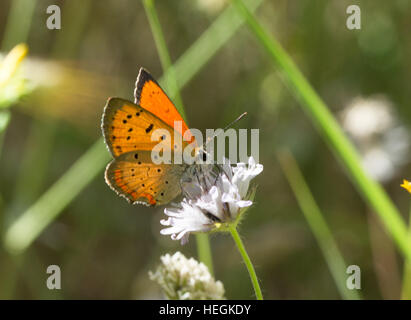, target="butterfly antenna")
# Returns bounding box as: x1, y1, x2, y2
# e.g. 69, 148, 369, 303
203, 112, 248, 150
223, 112, 247, 131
